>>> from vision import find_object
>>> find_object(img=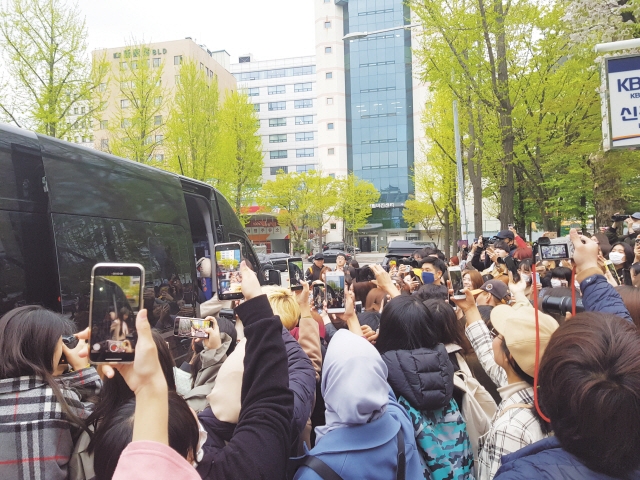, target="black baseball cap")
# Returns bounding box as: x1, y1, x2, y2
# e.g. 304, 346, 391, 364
496, 230, 515, 240
314, 253, 325, 261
